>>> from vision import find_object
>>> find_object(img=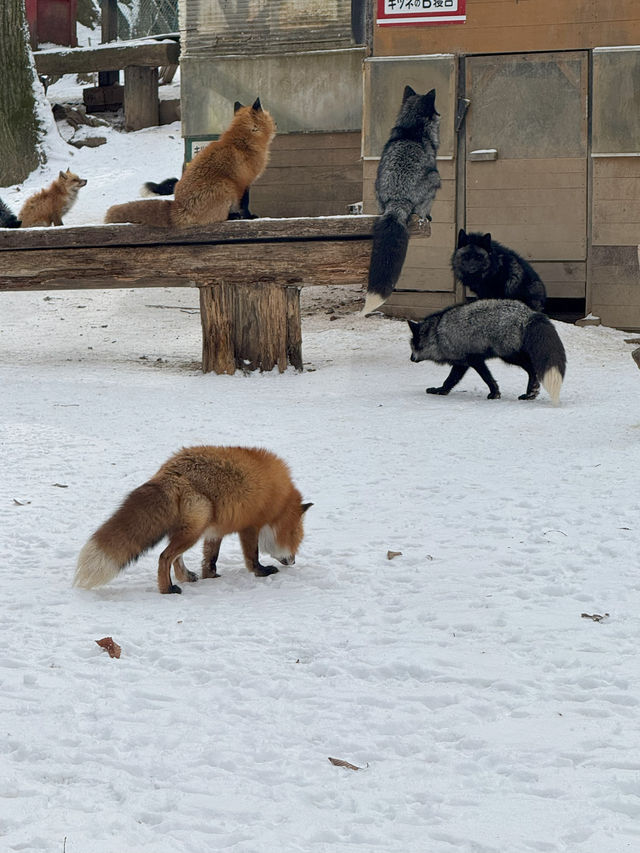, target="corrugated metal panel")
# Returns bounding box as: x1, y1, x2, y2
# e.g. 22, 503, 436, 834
181, 0, 356, 57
